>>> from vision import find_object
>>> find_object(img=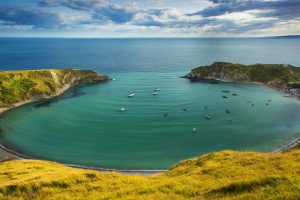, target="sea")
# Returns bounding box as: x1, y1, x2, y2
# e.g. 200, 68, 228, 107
0, 37, 300, 170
